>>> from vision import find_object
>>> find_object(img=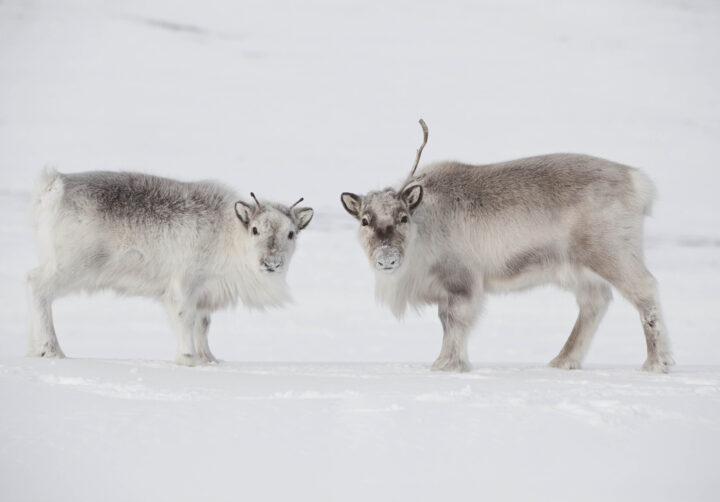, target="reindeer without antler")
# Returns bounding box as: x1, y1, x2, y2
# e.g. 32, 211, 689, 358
341, 120, 672, 372
27, 170, 313, 365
